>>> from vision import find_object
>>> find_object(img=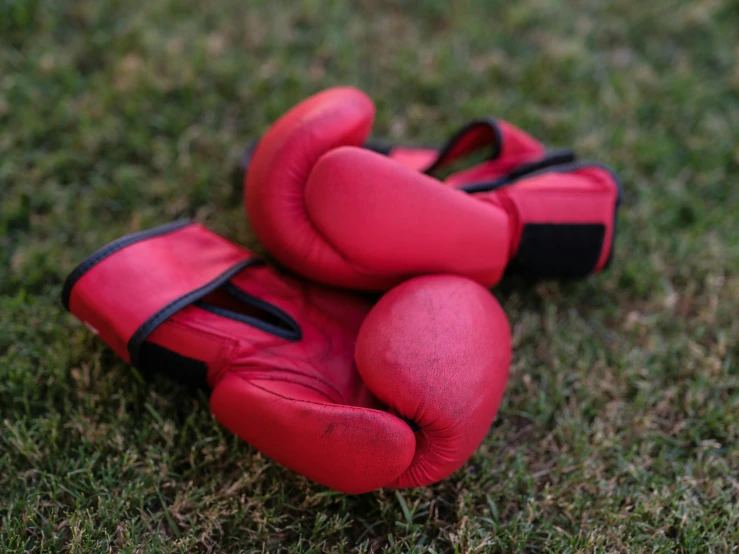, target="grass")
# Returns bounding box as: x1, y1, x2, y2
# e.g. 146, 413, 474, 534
1, 0, 738, 551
